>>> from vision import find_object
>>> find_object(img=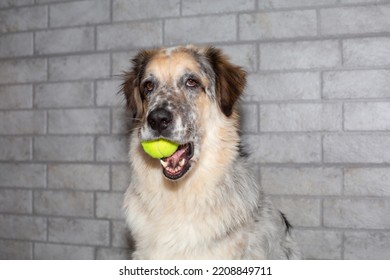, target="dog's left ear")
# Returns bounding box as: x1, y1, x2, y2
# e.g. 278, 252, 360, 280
205, 47, 247, 117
